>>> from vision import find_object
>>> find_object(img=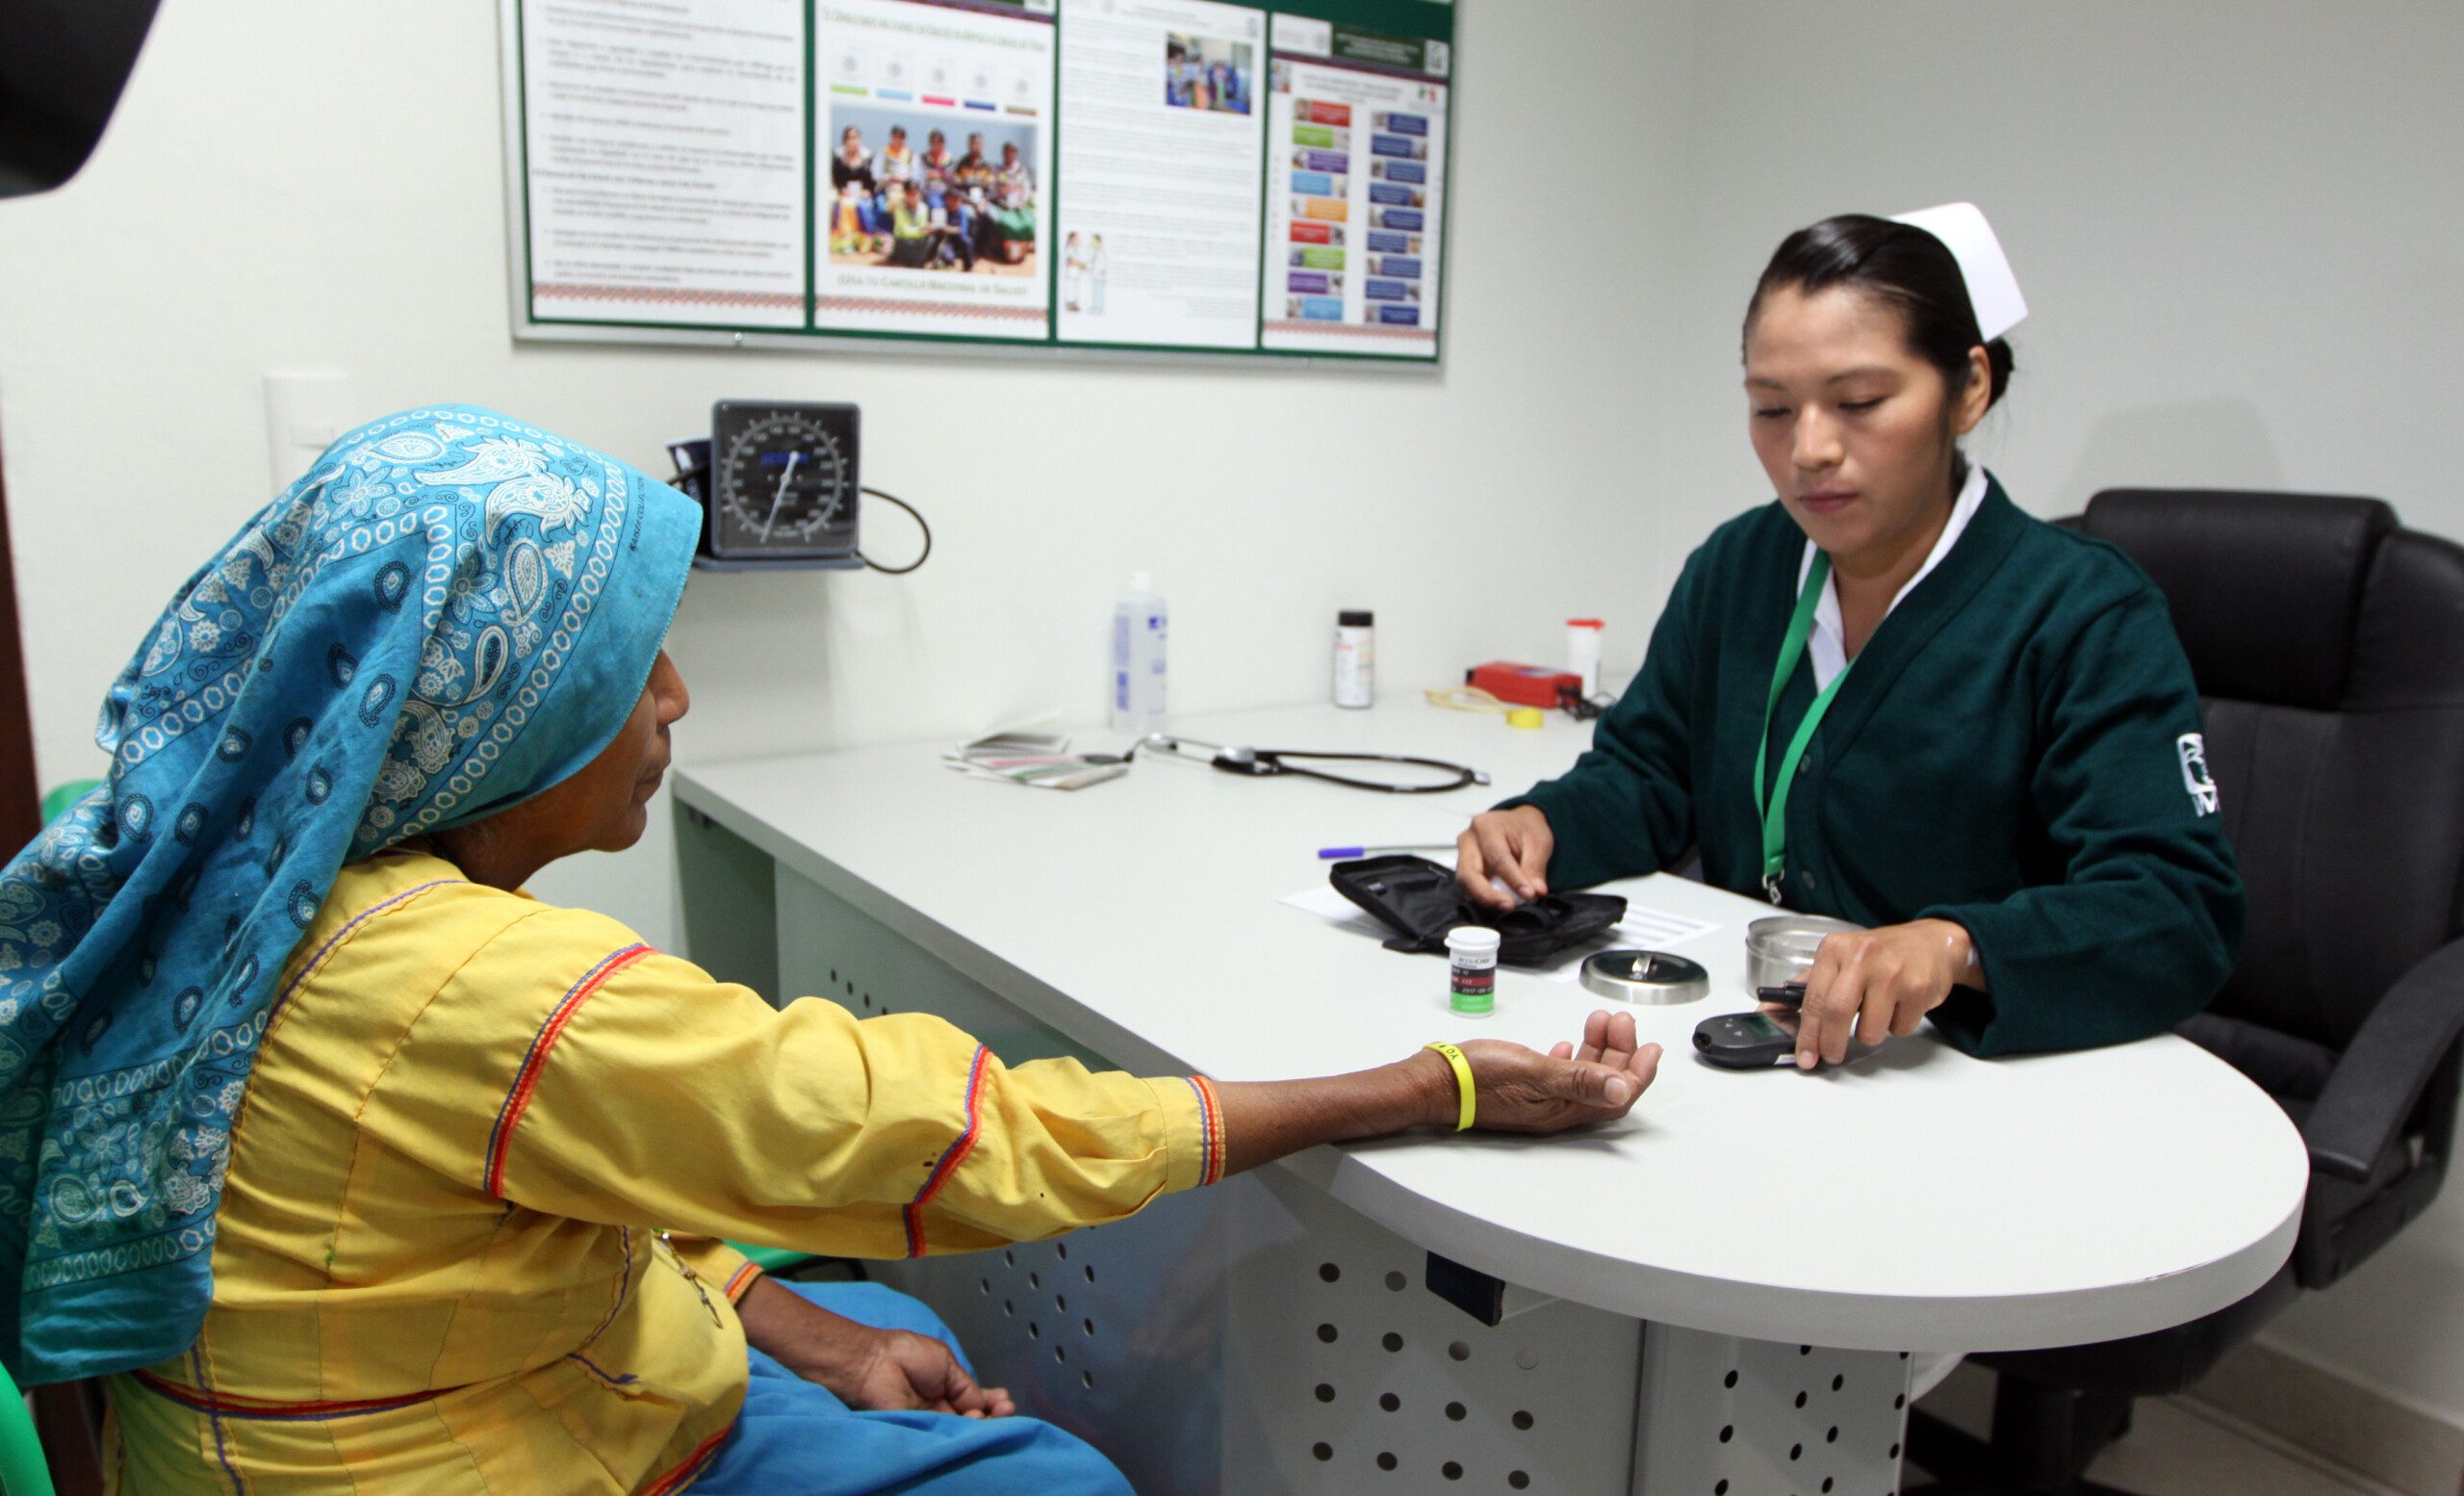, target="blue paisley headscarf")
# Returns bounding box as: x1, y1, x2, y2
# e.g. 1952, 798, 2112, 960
0, 406, 699, 1382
